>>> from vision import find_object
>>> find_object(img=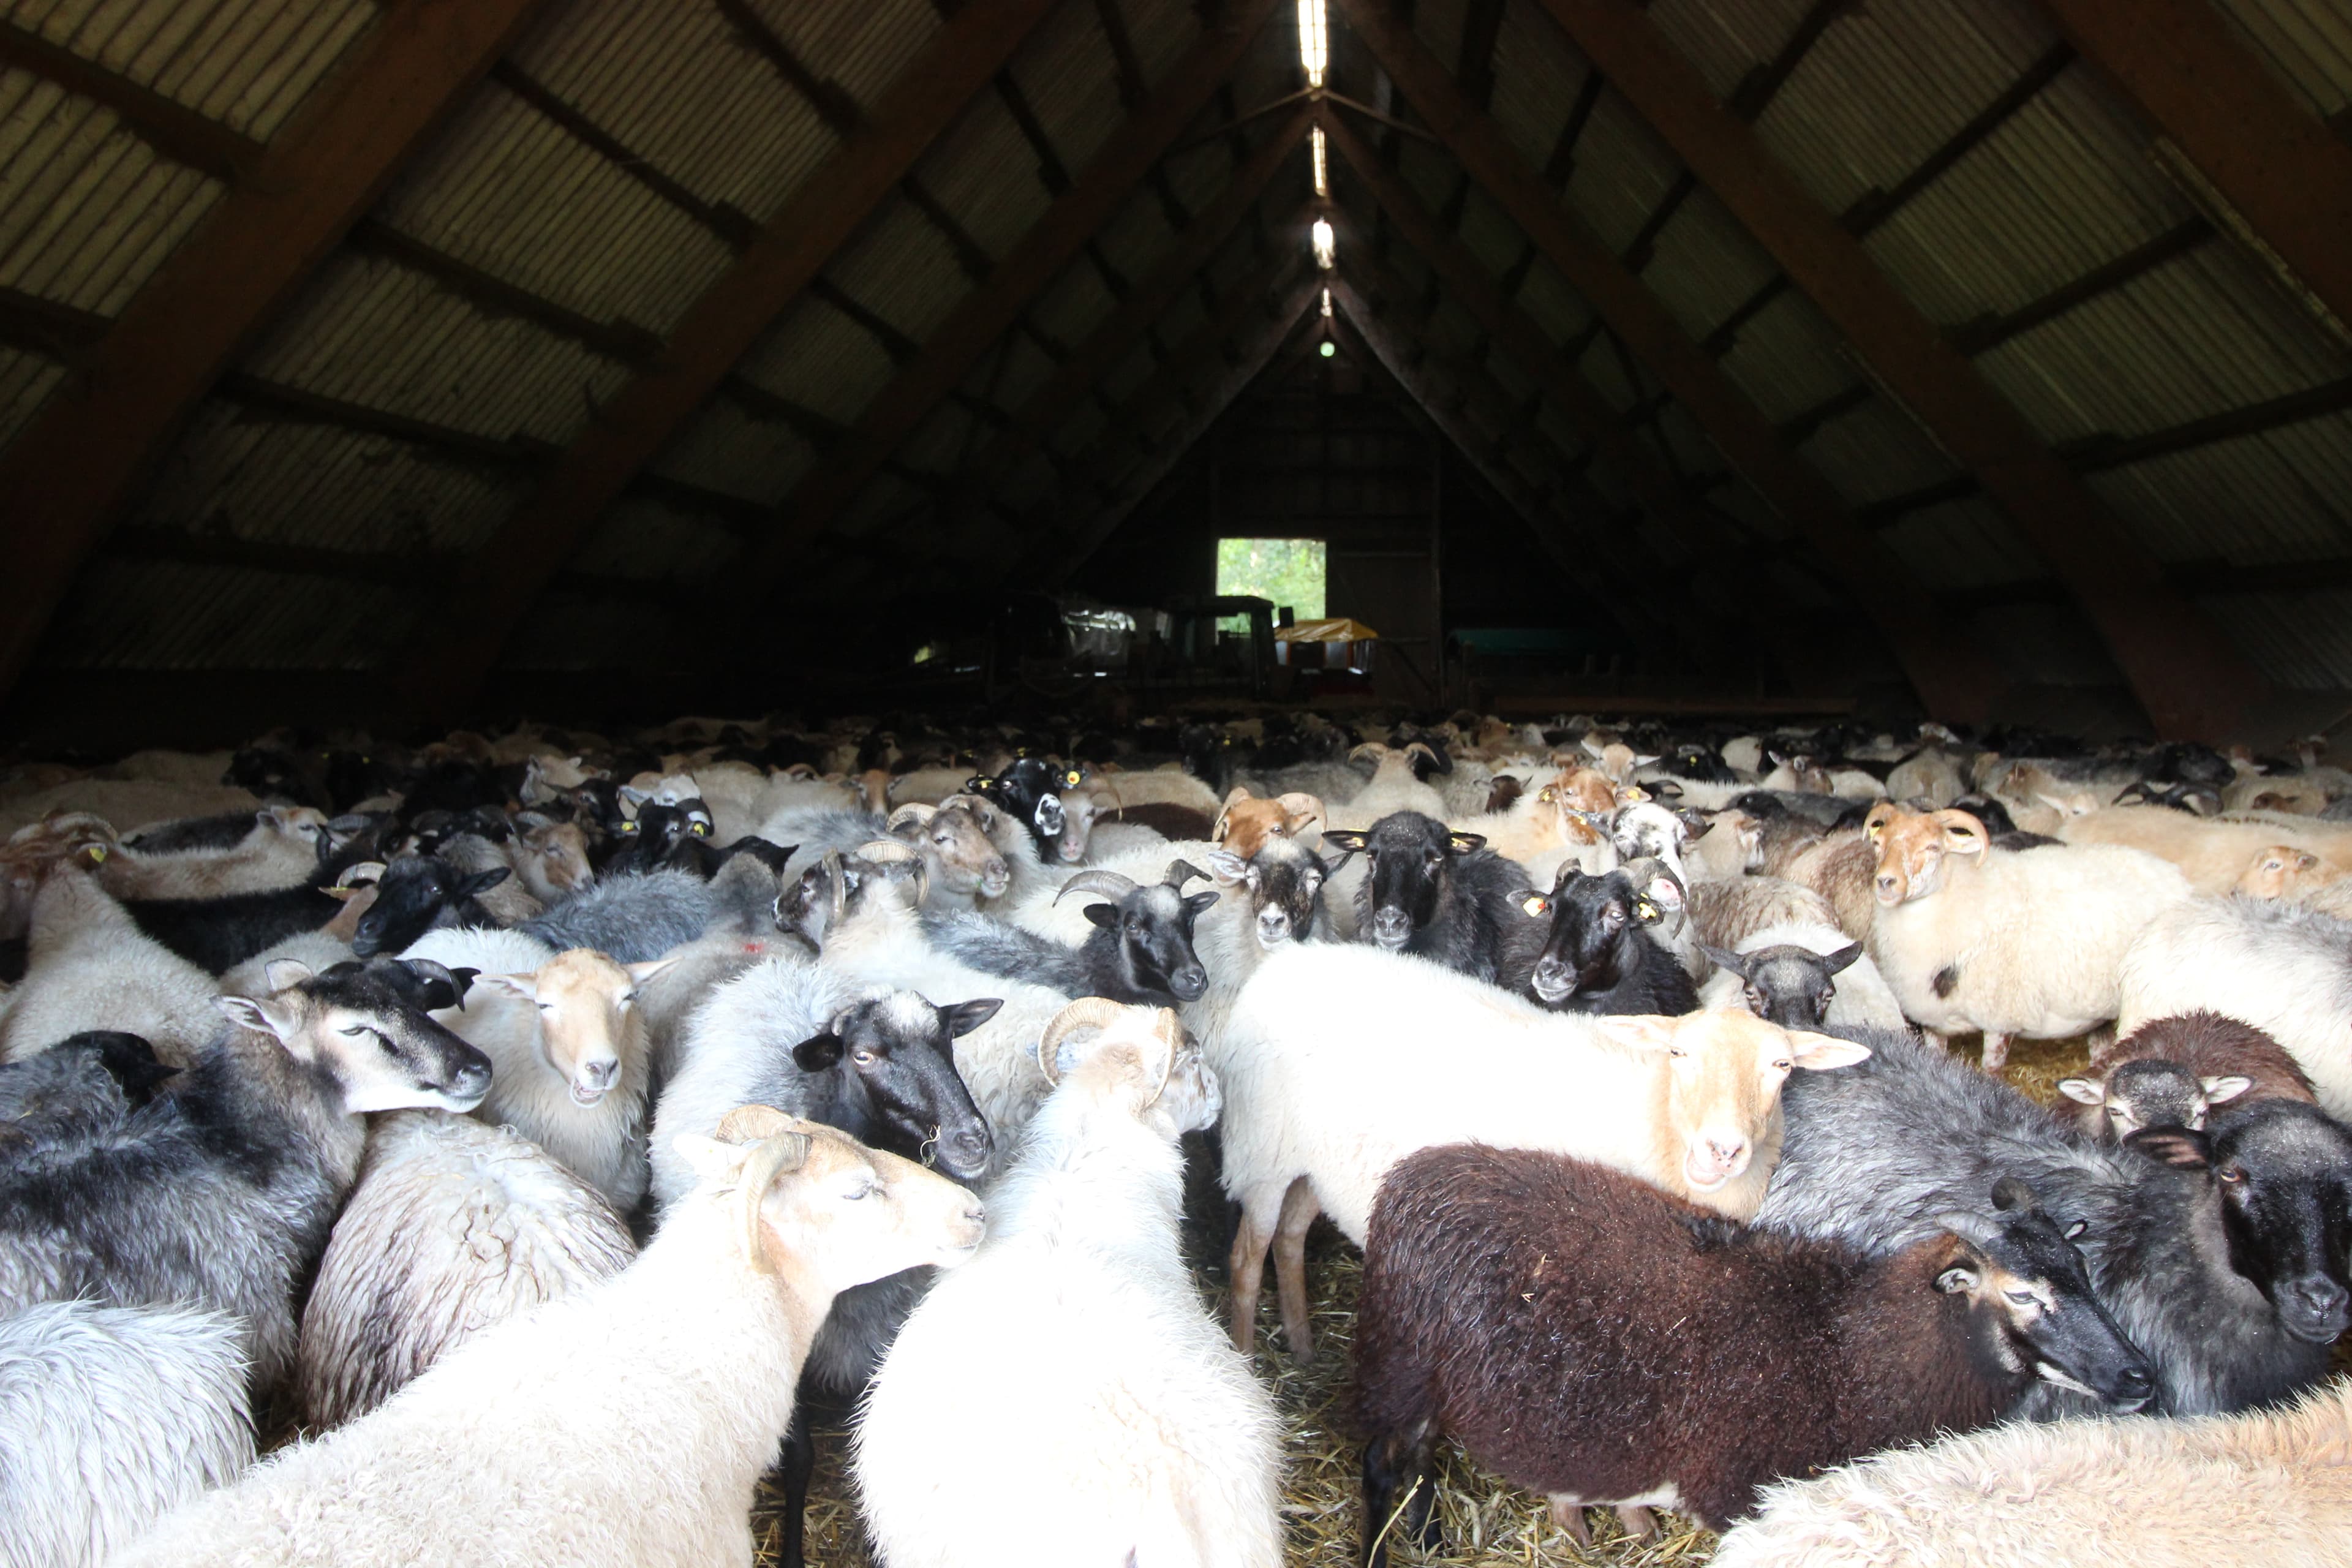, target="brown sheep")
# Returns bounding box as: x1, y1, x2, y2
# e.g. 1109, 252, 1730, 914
1353, 1146, 2153, 1562
2063, 1011, 2320, 1140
